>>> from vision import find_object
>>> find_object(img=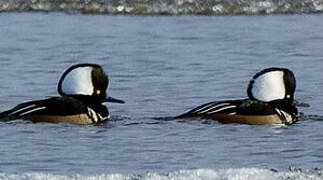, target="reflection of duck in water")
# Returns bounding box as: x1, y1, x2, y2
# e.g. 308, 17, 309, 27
177, 67, 299, 125
0, 63, 124, 124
